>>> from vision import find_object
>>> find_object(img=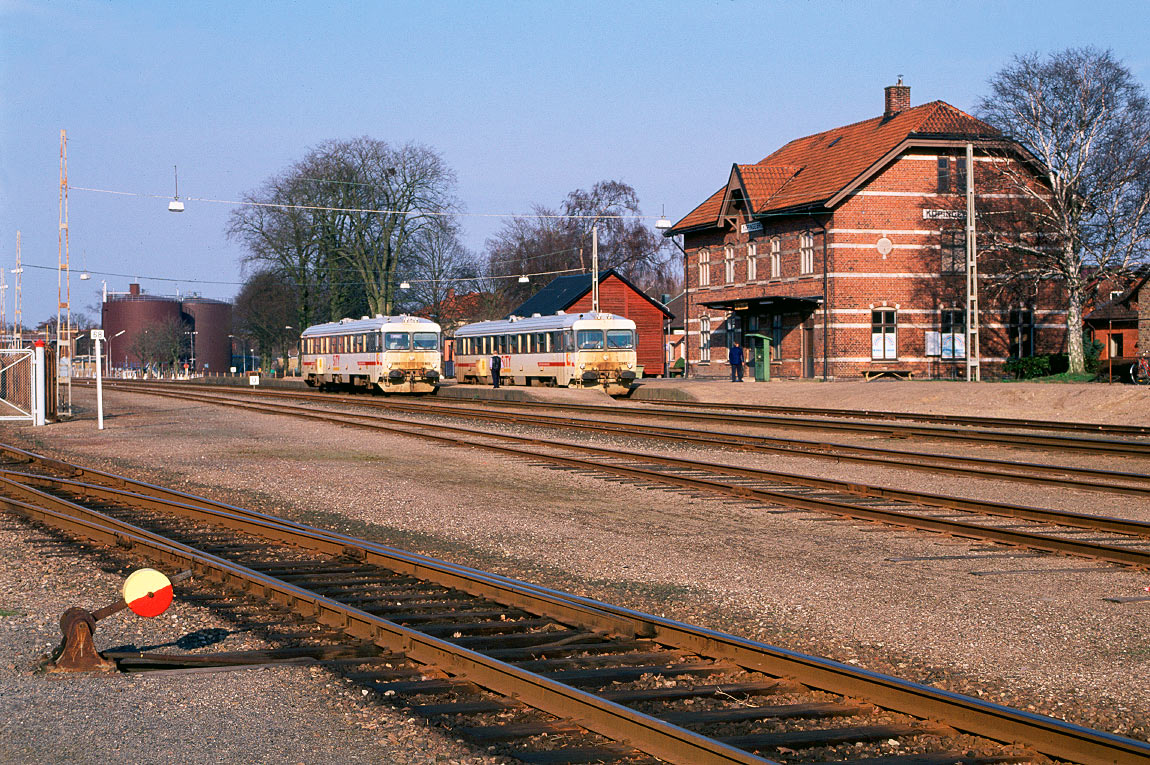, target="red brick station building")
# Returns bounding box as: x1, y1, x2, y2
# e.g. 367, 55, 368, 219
663, 82, 1064, 380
